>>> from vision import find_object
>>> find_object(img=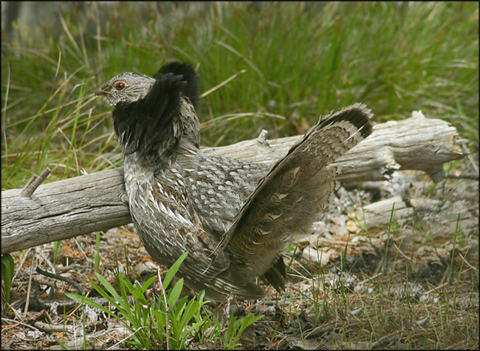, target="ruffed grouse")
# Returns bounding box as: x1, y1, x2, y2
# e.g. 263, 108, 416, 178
96, 62, 373, 302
